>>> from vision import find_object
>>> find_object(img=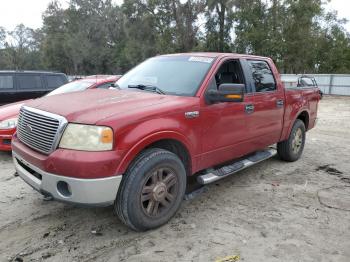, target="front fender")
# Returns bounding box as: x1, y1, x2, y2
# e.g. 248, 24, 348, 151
115, 130, 195, 175
113, 113, 201, 175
